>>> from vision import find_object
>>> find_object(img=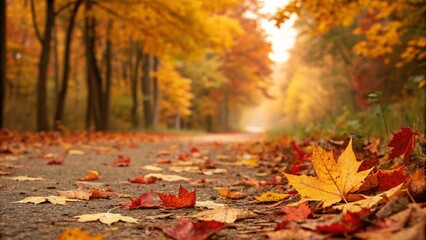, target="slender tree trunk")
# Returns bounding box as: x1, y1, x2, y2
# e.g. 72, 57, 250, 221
0, 0, 6, 128
130, 44, 142, 128
102, 19, 113, 130
84, 0, 103, 131
54, 0, 82, 130
35, 0, 55, 131
53, 26, 59, 103
152, 56, 159, 128
141, 53, 152, 129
